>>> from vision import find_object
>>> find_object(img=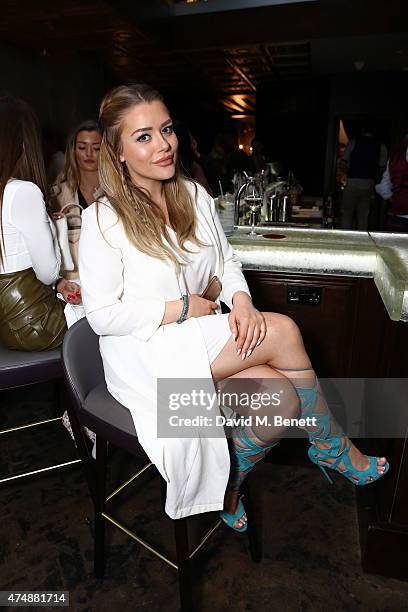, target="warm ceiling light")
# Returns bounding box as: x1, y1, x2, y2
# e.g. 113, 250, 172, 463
238, 144, 244, 150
